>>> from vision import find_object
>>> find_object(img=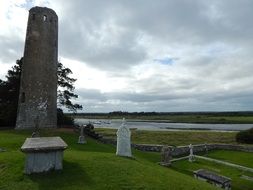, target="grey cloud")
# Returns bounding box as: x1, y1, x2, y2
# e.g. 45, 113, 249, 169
55, 0, 253, 71
0, 36, 23, 63
2, 1, 253, 112
76, 87, 253, 112
57, 0, 147, 70
118, 0, 253, 45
